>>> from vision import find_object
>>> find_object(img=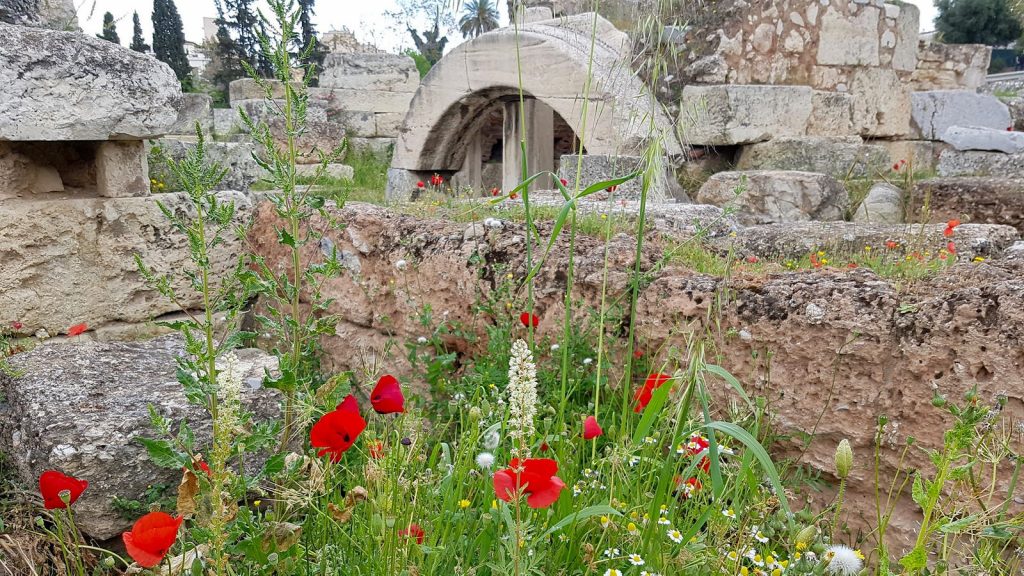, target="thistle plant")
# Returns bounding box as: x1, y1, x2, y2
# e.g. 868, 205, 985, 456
235, 0, 346, 462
